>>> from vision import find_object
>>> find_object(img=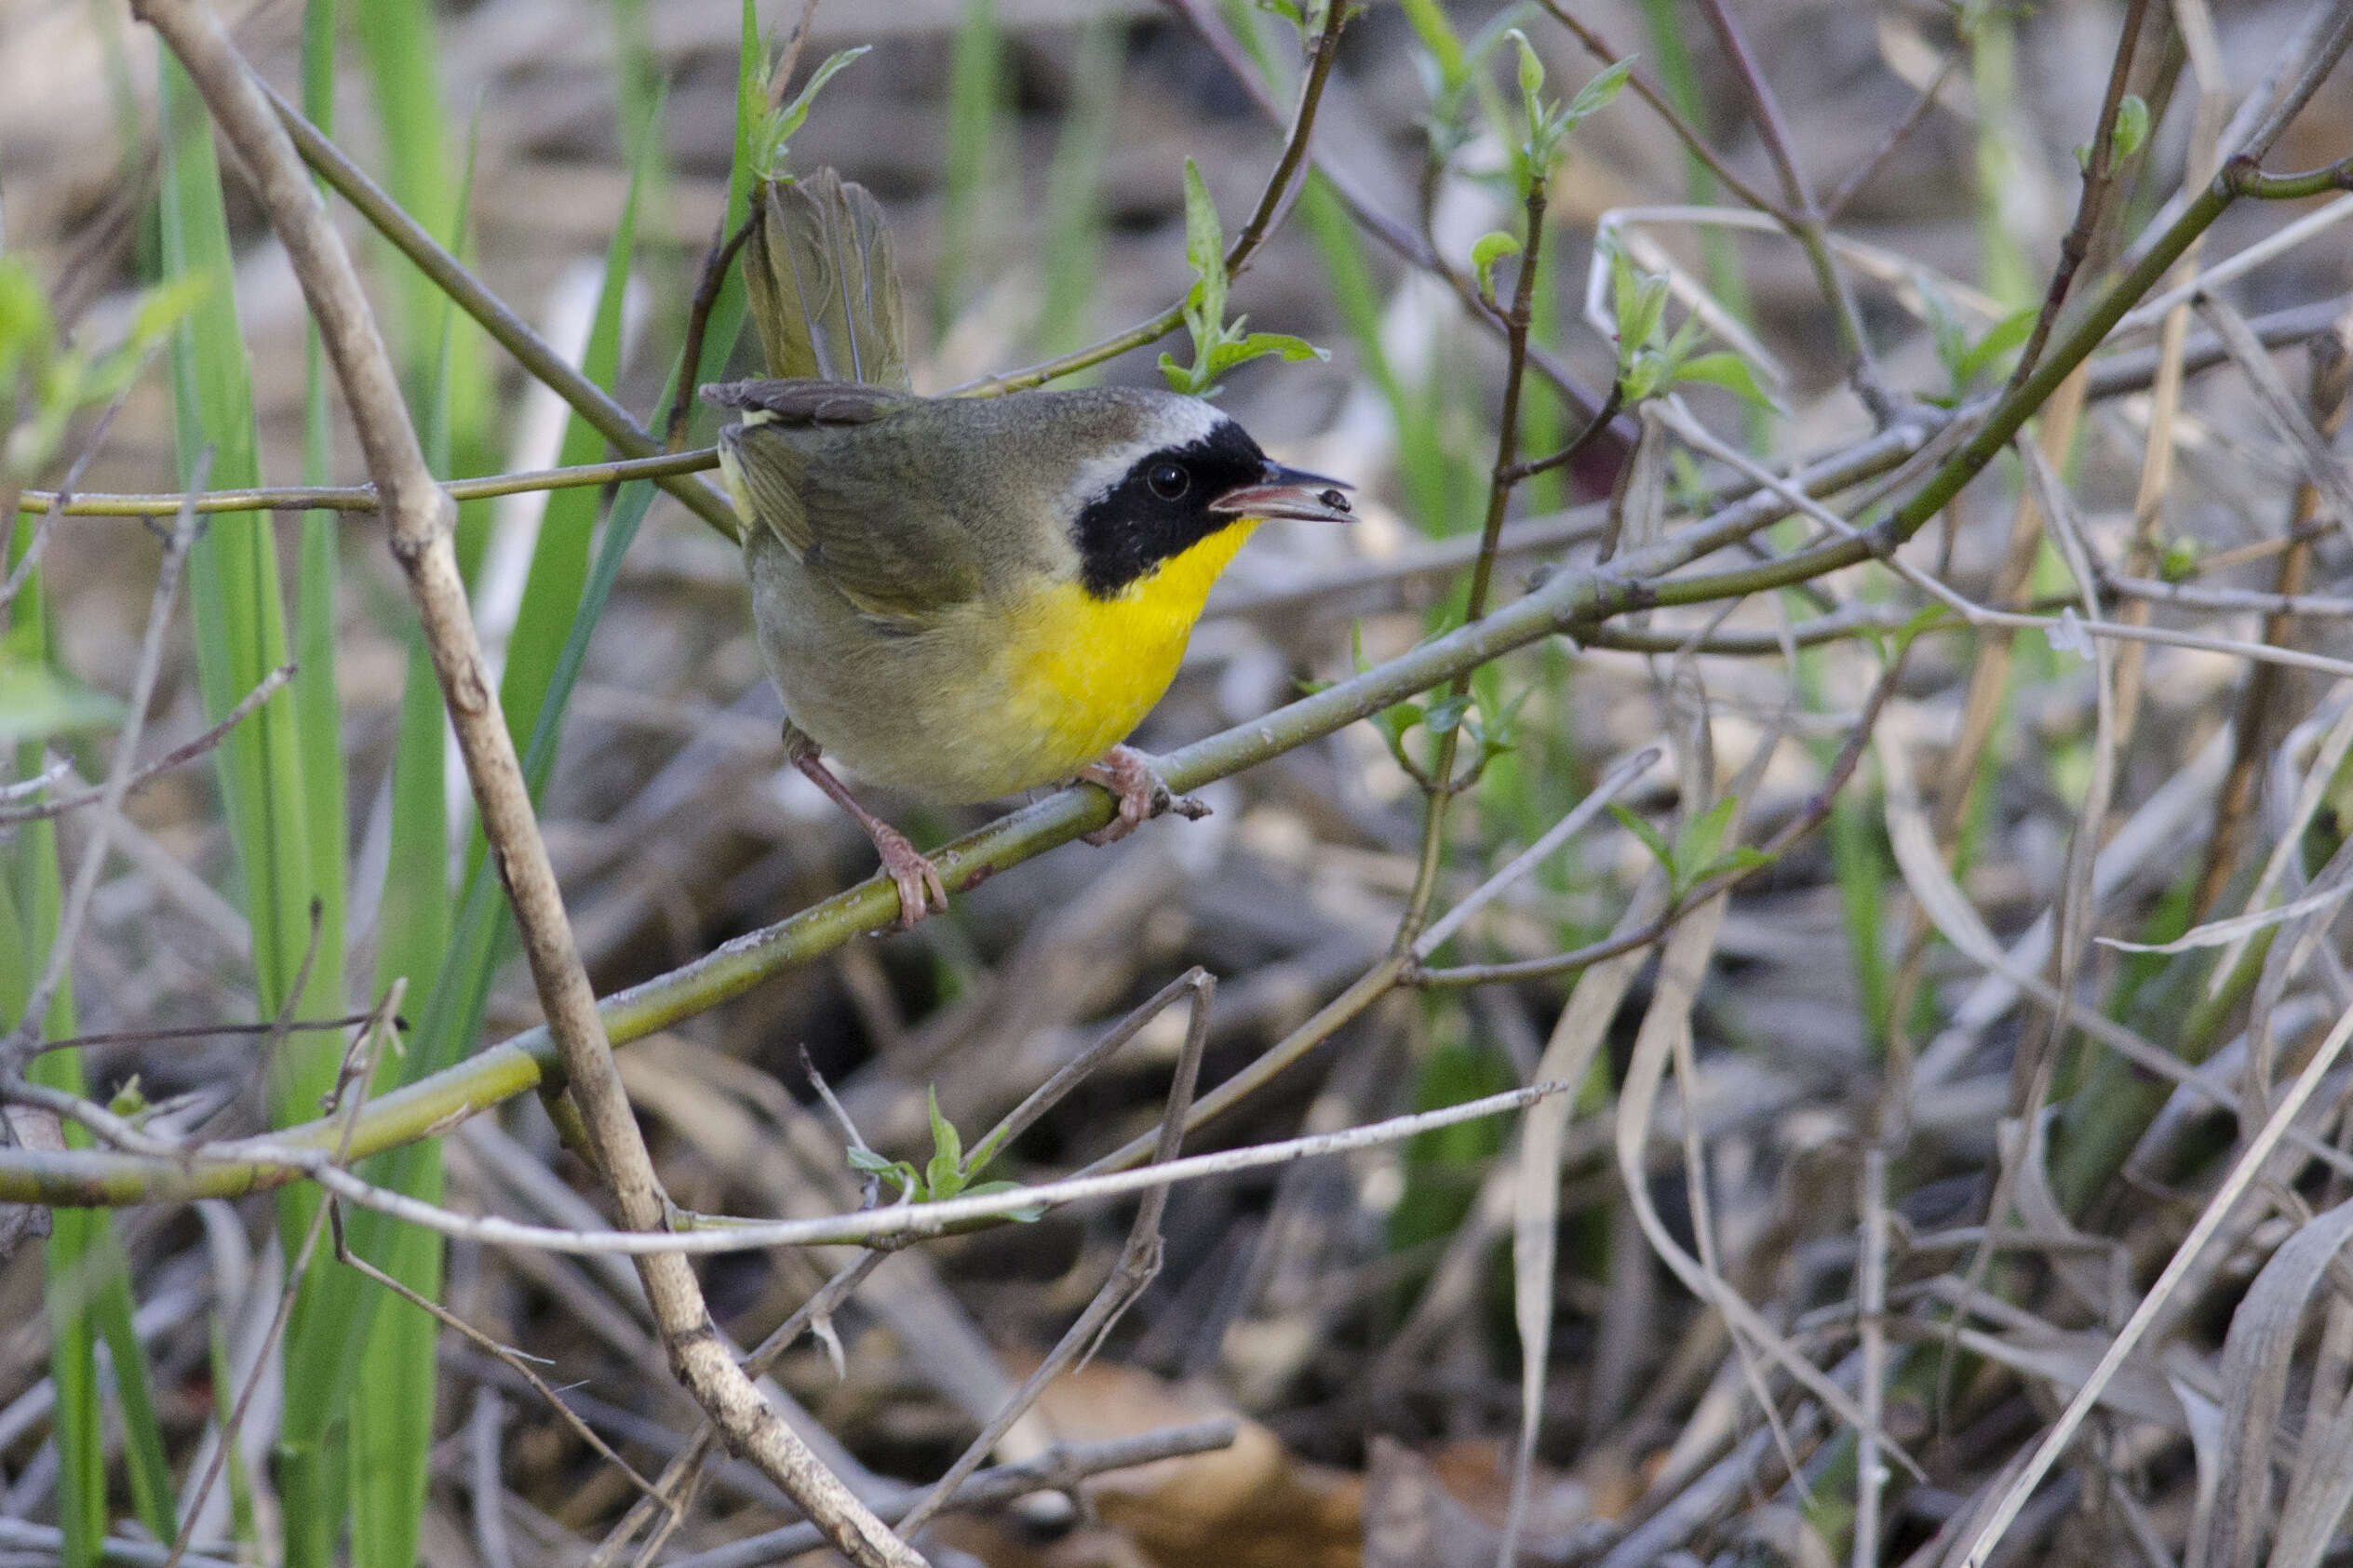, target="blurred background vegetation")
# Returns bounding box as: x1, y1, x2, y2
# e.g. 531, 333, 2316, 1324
3, 0, 2353, 1565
